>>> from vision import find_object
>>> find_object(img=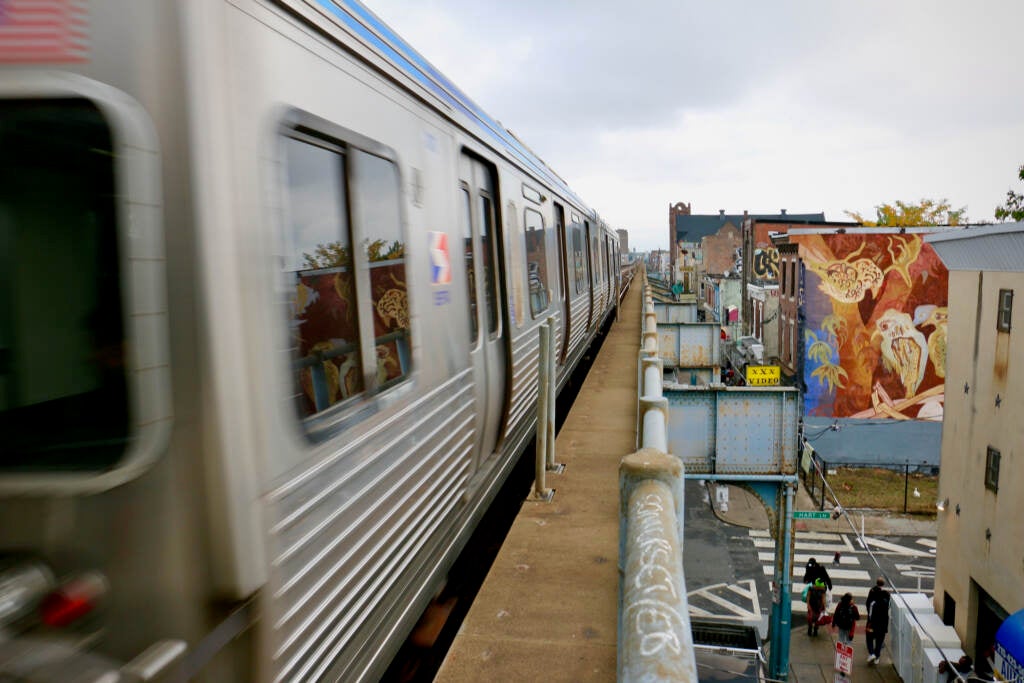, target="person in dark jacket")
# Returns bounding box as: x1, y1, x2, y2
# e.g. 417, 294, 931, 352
803, 557, 833, 590
865, 577, 891, 664
831, 592, 860, 644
